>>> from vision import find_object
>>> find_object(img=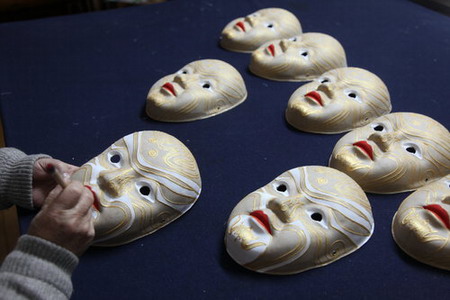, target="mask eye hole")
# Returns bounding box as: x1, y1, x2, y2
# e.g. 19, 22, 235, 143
288, 36, 297, 42
371, 123, 387, 132
311, 212, 323, 222
374, 125, 384, 131
300, 51, 308, 57
319, 78, 329, 84
266, 23, 274, 28
107, 151, 123, 168
277, 184, 287, 192
139, 186, 151, 196
403, 143, 422, 159
202, 83, 210, 89
110, 154, 120, 163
